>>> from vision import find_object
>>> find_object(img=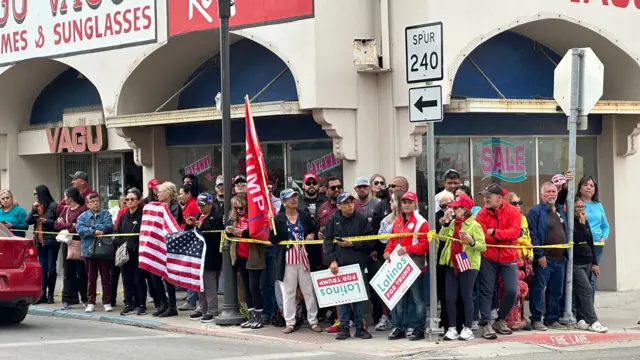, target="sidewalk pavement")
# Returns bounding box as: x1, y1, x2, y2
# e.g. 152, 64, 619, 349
29, 276, 640, 358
